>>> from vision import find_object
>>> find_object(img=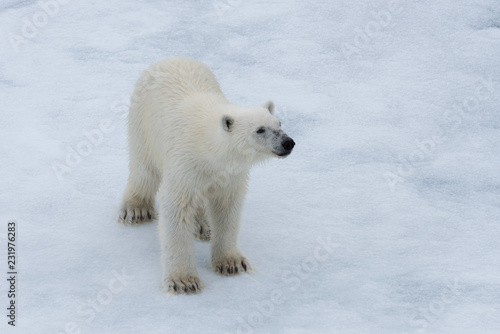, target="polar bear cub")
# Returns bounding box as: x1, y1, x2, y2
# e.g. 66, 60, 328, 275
118, 58, 295, 294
